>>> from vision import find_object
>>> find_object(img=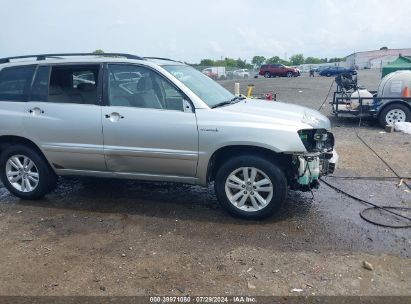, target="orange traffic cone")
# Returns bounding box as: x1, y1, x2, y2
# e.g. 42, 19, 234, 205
403, 86, 410, 97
